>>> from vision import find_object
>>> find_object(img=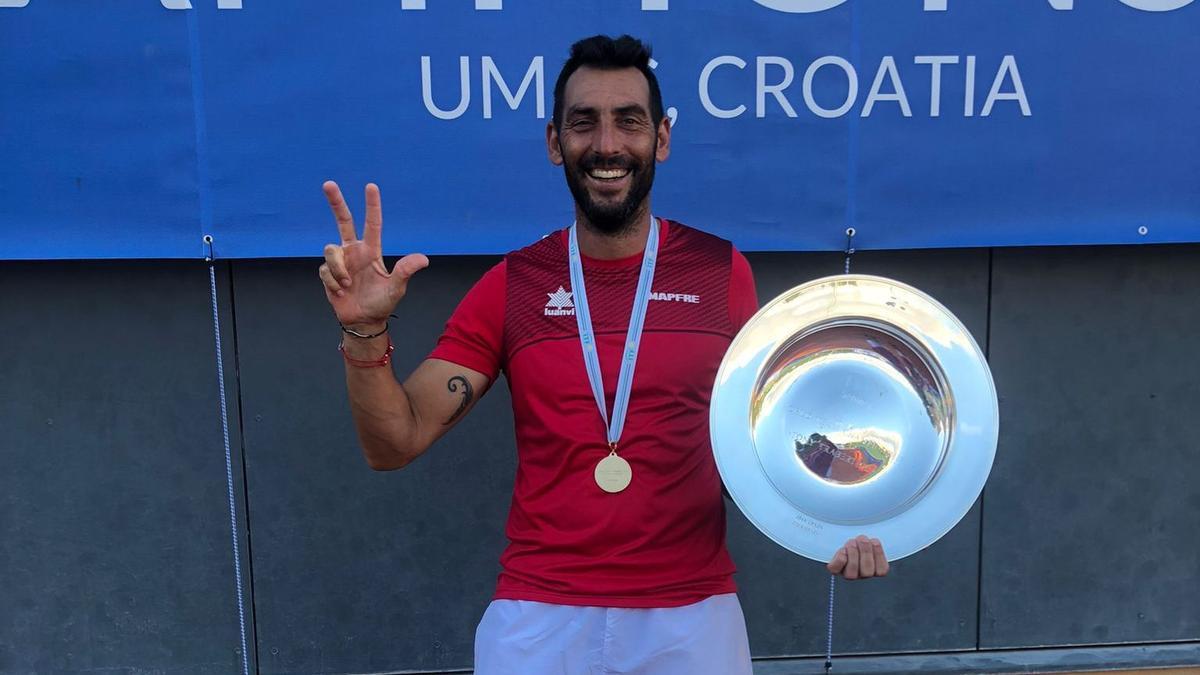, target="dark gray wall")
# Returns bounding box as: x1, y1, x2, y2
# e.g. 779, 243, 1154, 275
2, 245, 1197, 674
982, 246, 1200, 648
0, 262, 254, 674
